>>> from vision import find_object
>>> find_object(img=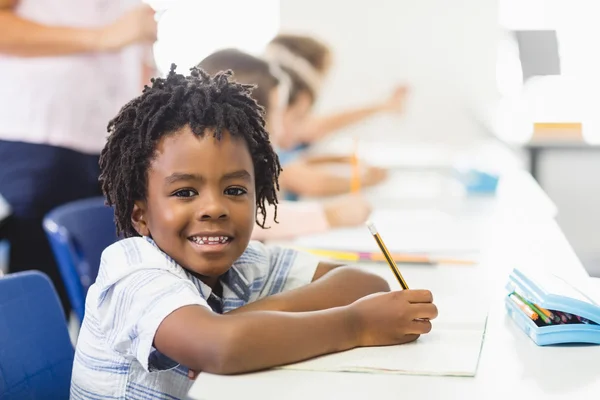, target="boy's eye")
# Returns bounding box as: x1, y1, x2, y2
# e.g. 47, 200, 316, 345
224, 187, 247, 196
173, 189, 197, 198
